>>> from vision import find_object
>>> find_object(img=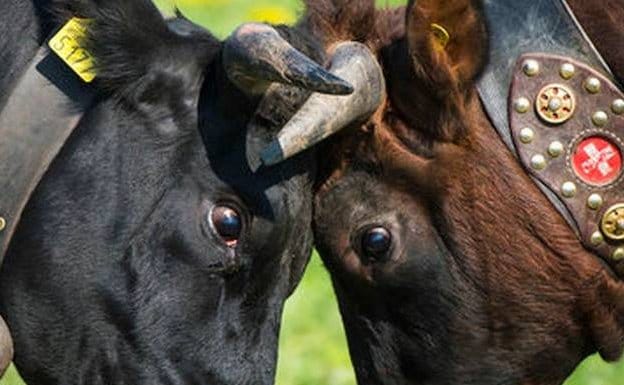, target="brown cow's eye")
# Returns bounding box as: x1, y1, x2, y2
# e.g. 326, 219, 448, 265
210, 206, 242, 247
361, 227, 392, 262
